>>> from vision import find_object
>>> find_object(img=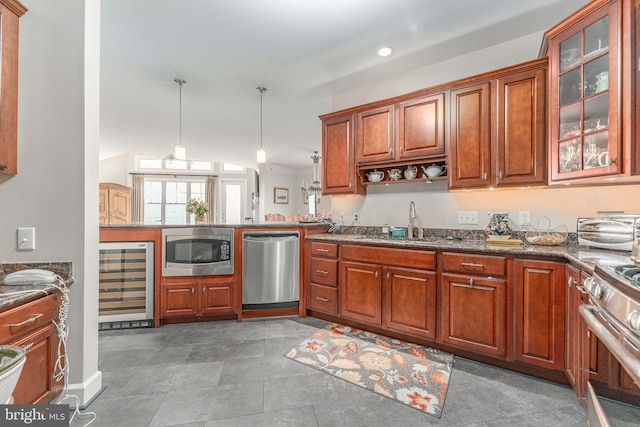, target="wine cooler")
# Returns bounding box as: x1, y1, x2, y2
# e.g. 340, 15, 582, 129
98, 241, 154, 330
